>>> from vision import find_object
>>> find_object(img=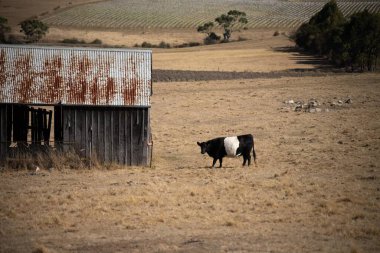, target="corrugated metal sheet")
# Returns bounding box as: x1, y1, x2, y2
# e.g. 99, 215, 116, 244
0, 45, 152, 106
